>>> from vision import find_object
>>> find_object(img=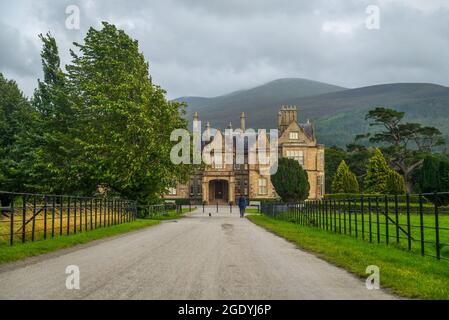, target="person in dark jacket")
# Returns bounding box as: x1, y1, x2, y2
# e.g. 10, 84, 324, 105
238, 196, 247, 218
